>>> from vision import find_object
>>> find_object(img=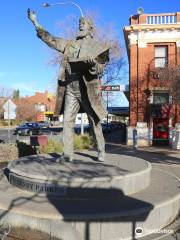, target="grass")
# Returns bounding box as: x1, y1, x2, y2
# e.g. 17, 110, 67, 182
40, 134, 92, 154
40, 139, 63, 154
0, 120, 21, 127
74, 134, 92, 150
